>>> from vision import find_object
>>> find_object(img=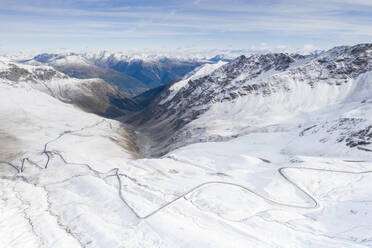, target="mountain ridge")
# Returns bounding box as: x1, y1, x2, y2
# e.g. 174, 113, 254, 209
0, 59, 141, 118
2, 43, 372, 248
22, 52, 212, 96
127, 43, 372, 156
